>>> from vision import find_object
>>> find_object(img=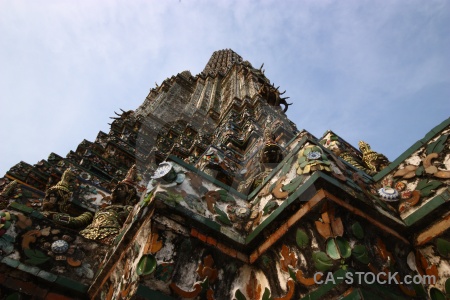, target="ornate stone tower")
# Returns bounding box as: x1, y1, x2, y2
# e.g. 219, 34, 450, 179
0, 50, 449, 300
